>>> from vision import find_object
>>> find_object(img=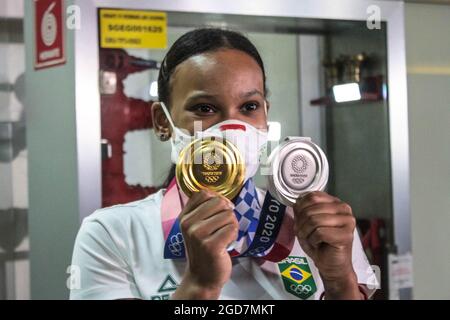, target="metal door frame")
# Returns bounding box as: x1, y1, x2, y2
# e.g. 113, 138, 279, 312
74, 0, 411, 278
